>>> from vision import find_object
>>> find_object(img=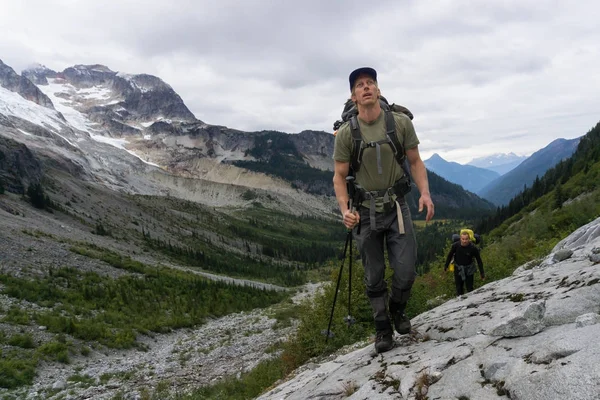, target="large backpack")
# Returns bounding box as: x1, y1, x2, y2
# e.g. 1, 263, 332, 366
333, 96, 413, 131
333, 96, 414, 177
